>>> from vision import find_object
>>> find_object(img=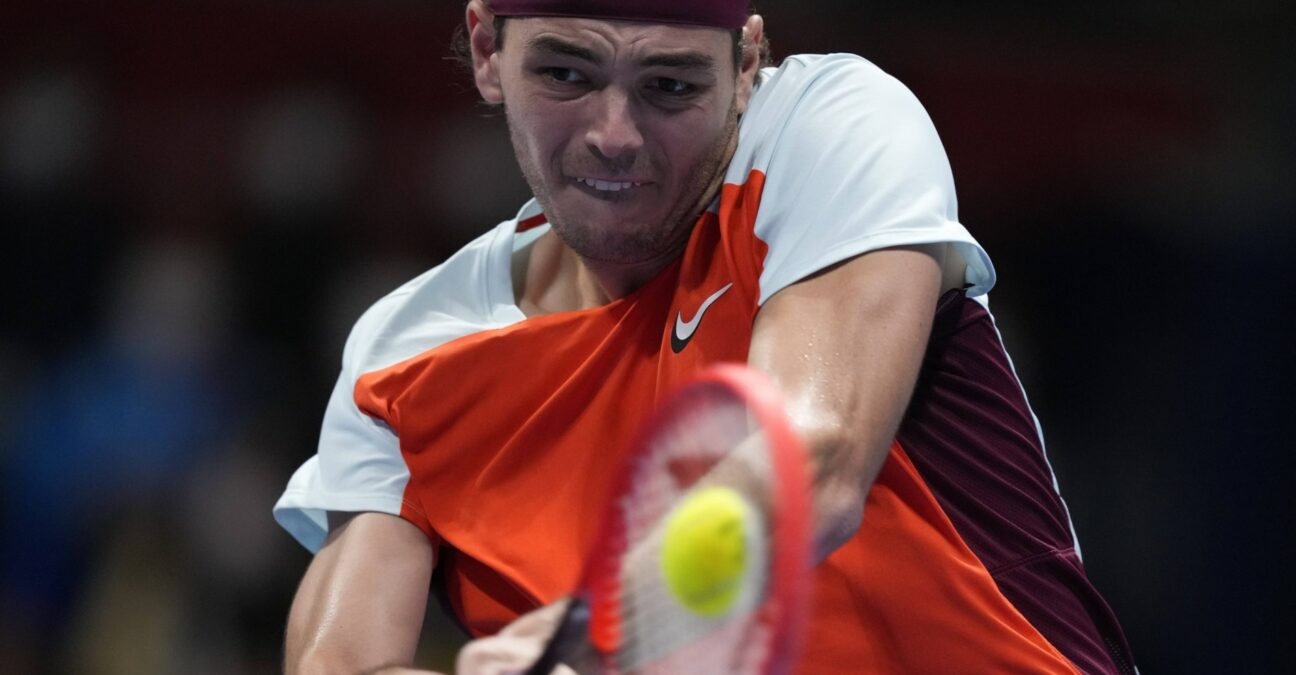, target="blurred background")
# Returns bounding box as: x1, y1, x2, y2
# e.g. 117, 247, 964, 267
0, 0, 1292, 673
